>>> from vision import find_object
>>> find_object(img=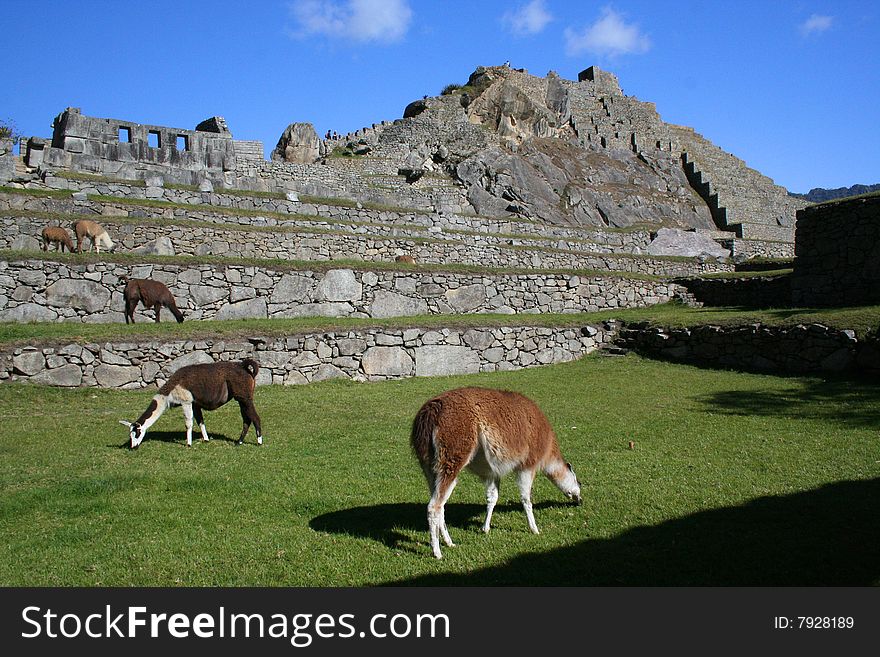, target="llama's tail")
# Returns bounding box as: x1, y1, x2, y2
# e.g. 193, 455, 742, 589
411, 398, 442, 487
240, 358, 260, 379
